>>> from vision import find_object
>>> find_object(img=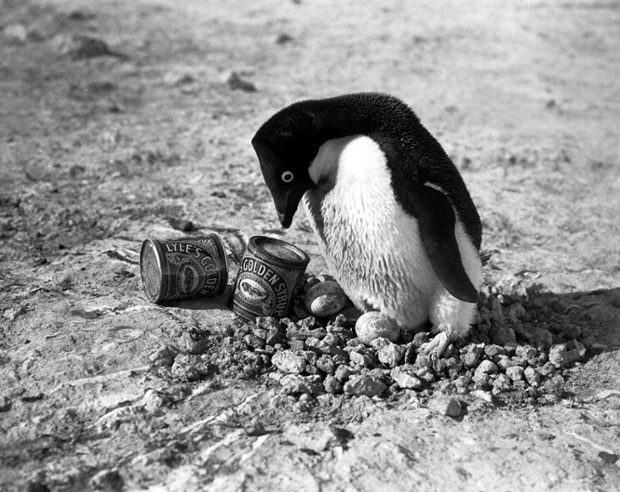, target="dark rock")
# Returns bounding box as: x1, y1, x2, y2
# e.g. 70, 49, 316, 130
54, 34, 124, 60
491, 324, 517, 345
224, 71, 257, 92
